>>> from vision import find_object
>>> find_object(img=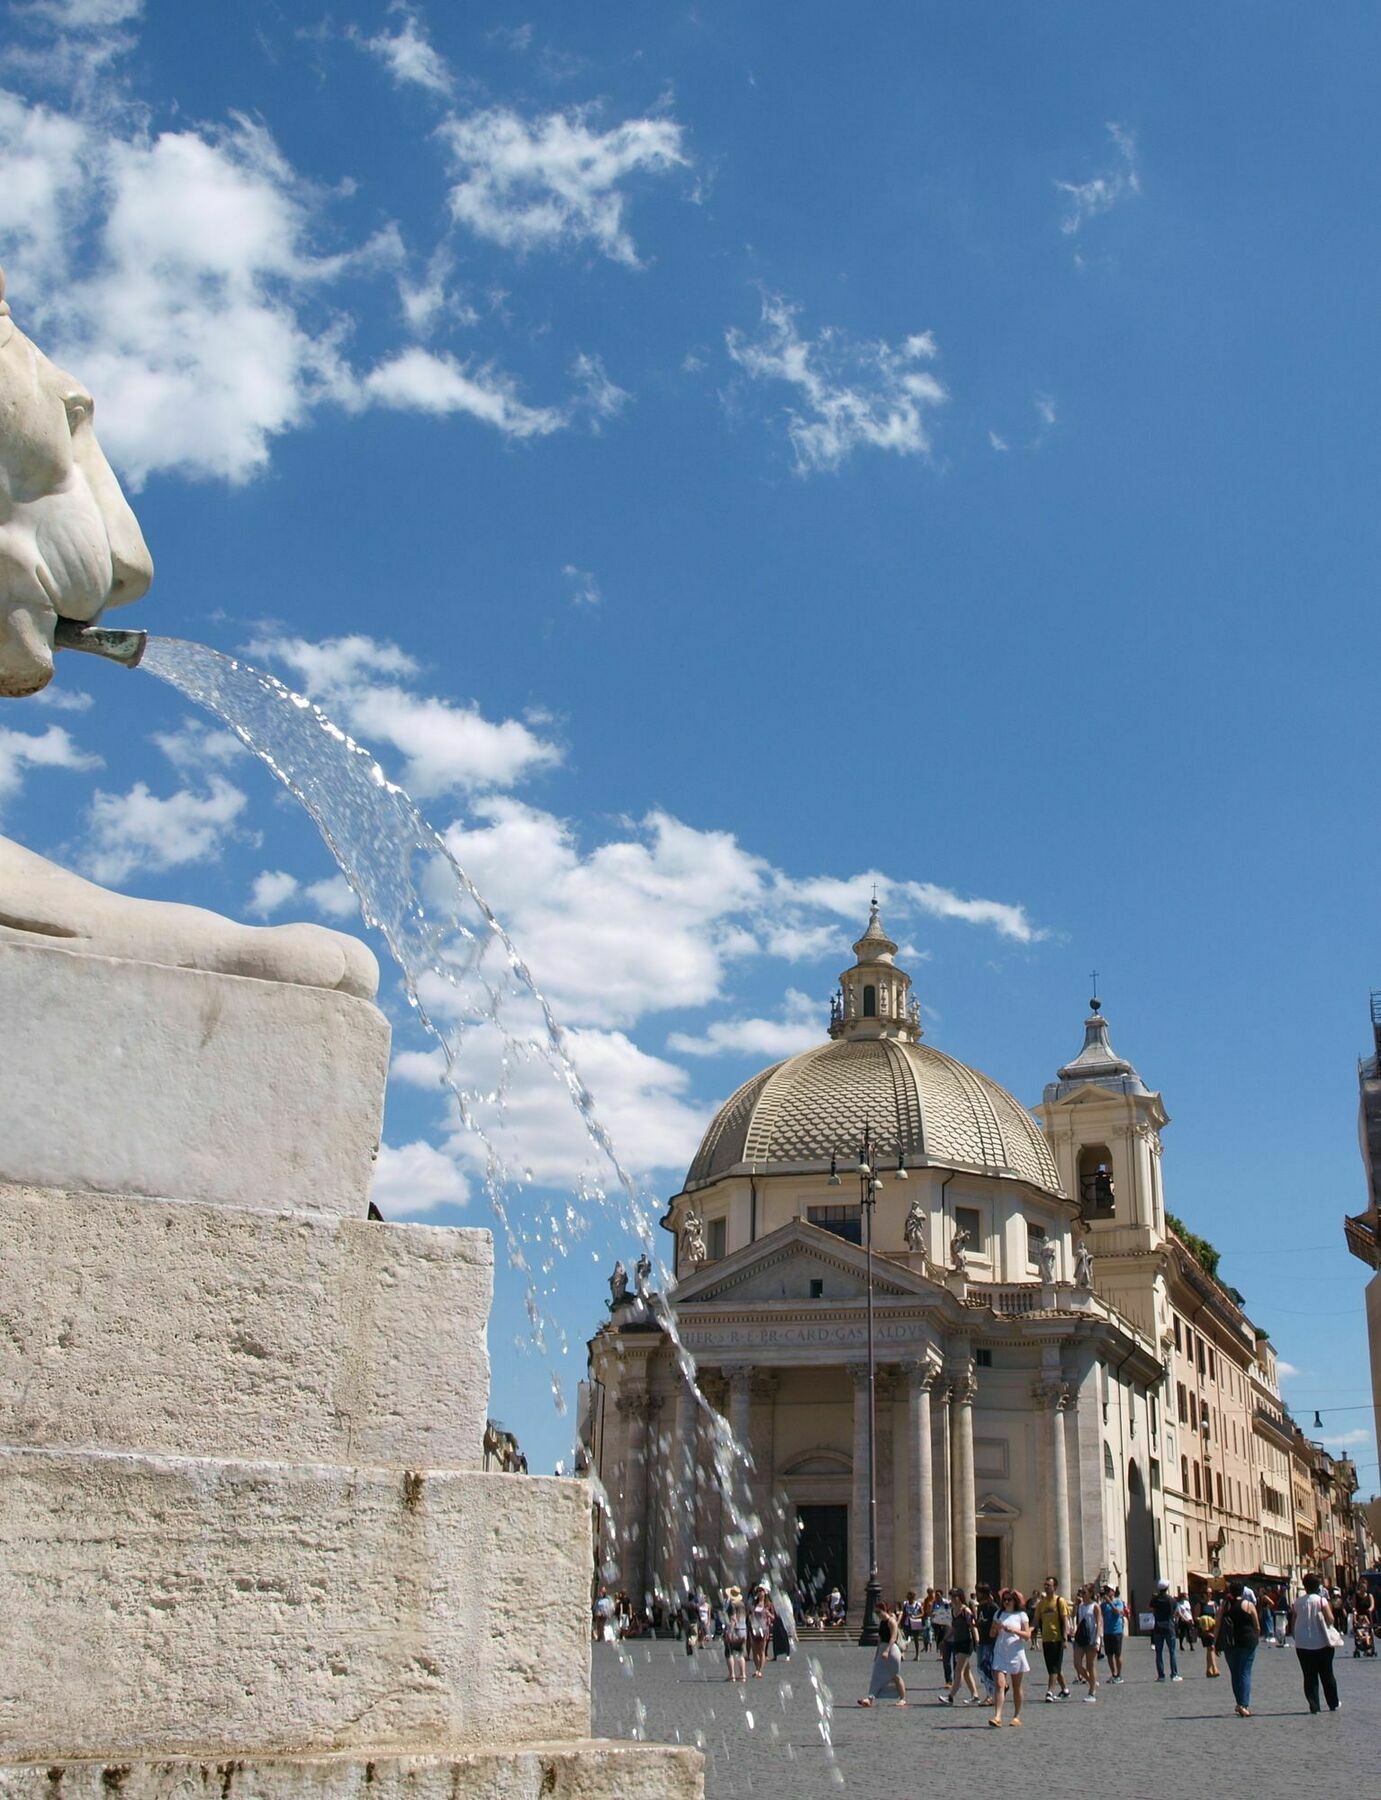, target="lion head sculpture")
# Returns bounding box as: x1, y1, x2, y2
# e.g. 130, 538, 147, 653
0, 267, 153, 698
